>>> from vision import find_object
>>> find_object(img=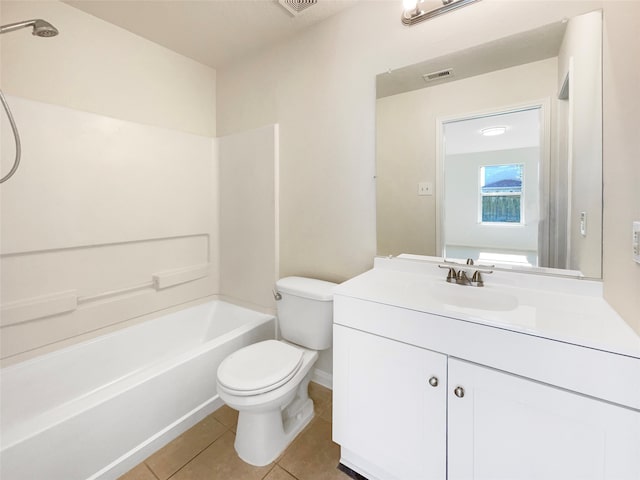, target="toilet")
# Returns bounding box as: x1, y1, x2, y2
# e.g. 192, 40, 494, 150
216, 276, 336, 466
